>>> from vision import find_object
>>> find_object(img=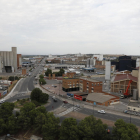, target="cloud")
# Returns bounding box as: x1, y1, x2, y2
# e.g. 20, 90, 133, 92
0, 0, 140, 55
